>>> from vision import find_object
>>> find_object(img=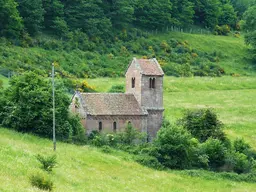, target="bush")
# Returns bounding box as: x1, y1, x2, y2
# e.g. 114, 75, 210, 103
30, 172, 53, 191
118, 123, 146, 145
134, 155, 164, 170
101, 145, 113, 153
214, 25, 231, 36
181, 109, 226, 142
36, 154, 57, 172
154, 124, 193, 169
200, 138, 227, 170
